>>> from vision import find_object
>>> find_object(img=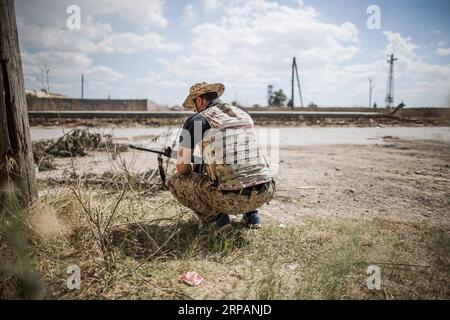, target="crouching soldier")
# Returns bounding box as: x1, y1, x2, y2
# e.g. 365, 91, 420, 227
167, 82, 275, 234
